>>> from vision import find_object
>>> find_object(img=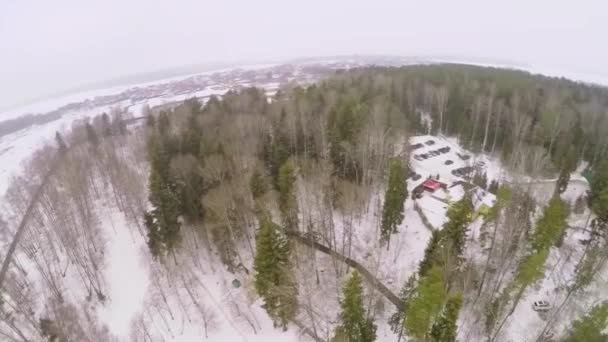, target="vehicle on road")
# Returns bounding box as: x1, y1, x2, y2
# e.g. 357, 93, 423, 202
532, 300, 551, 312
